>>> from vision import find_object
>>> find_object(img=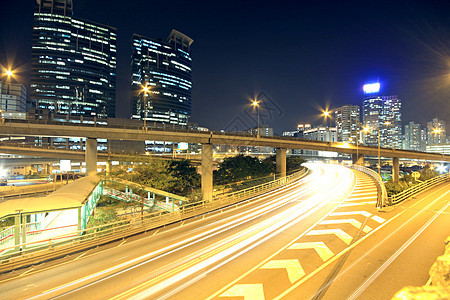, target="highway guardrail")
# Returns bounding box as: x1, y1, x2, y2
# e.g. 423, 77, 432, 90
388, 173, 450, 205
347, 164, 388, 209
